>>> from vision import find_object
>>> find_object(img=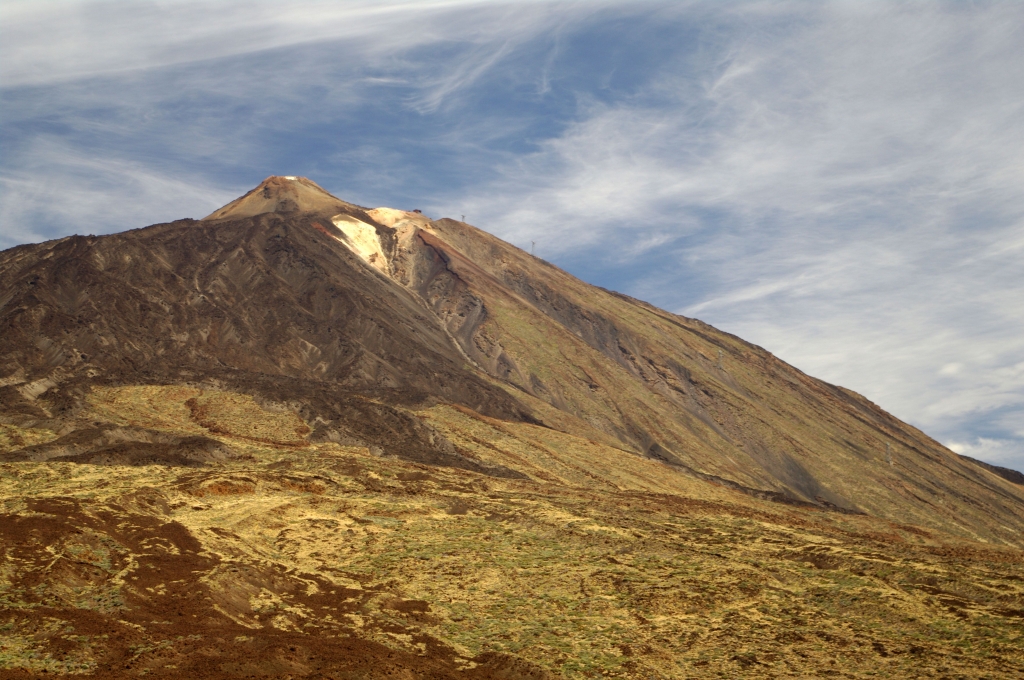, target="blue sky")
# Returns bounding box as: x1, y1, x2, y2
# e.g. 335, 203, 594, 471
2, 1, 1023, 471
